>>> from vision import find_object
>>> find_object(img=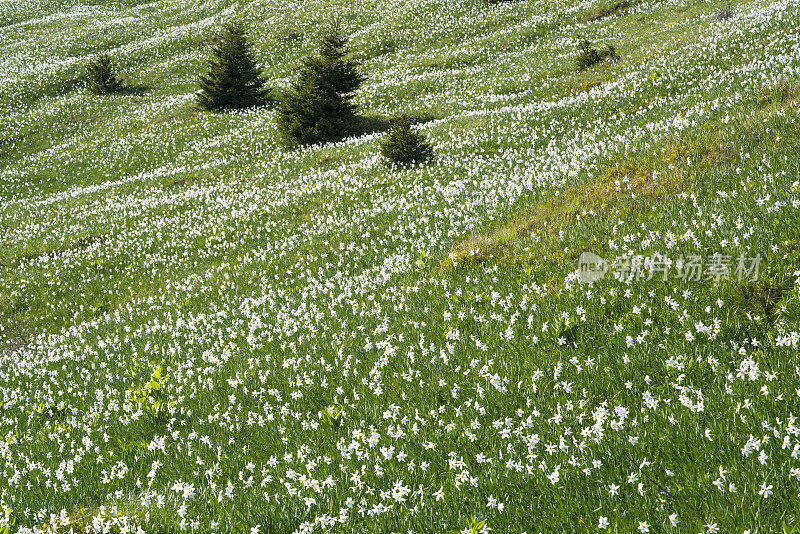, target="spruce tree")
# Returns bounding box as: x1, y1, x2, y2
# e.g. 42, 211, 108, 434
380, 114, 434, 166
197, 22, 271, 111
277, 22, 364, 149
312, 21, 365, 96
86, 54, 123, 94
276, 78, 355, 149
